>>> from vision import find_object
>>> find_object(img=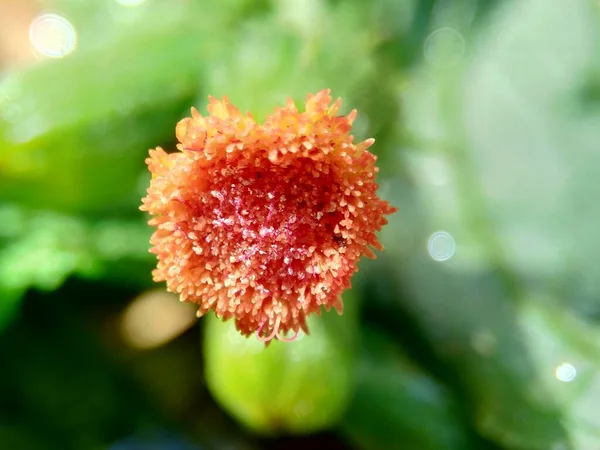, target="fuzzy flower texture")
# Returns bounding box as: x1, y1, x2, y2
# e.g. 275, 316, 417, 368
141, 89, 396, 343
